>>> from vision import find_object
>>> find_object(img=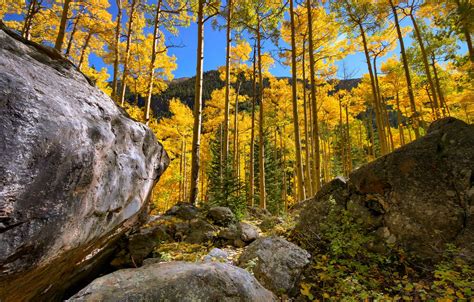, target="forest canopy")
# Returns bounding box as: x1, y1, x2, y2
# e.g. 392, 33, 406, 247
1, 0, 472, 214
